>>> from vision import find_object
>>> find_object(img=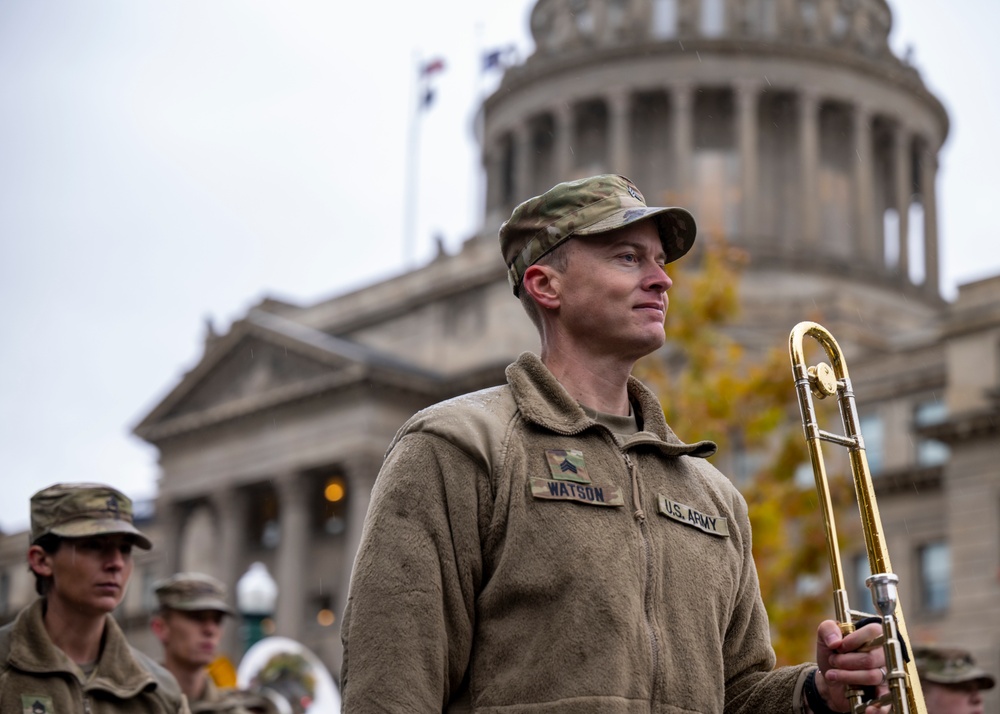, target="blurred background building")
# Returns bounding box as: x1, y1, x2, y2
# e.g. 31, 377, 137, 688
1, 0, 997, 705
